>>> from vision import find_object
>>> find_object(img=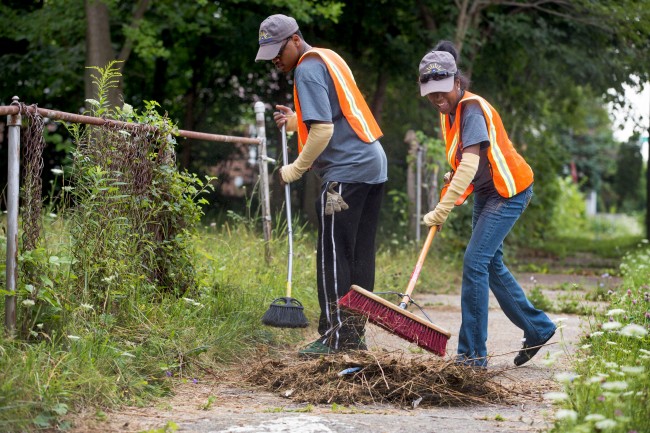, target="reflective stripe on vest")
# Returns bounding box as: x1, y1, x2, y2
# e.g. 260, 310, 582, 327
439, 91, 533, 198
294, 48, 383, 152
